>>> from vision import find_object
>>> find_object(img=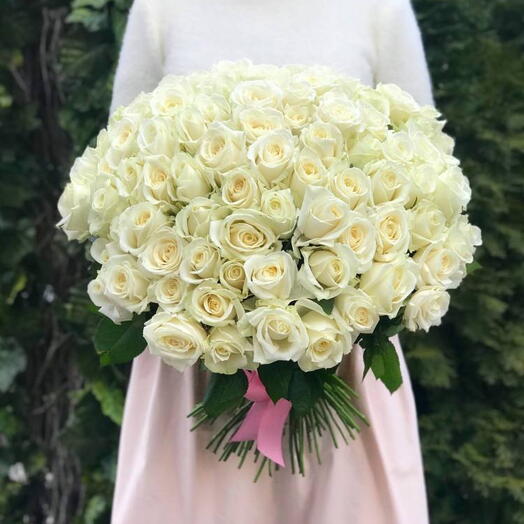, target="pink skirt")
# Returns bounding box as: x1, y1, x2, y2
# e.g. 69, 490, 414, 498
111, 336, 429, 524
